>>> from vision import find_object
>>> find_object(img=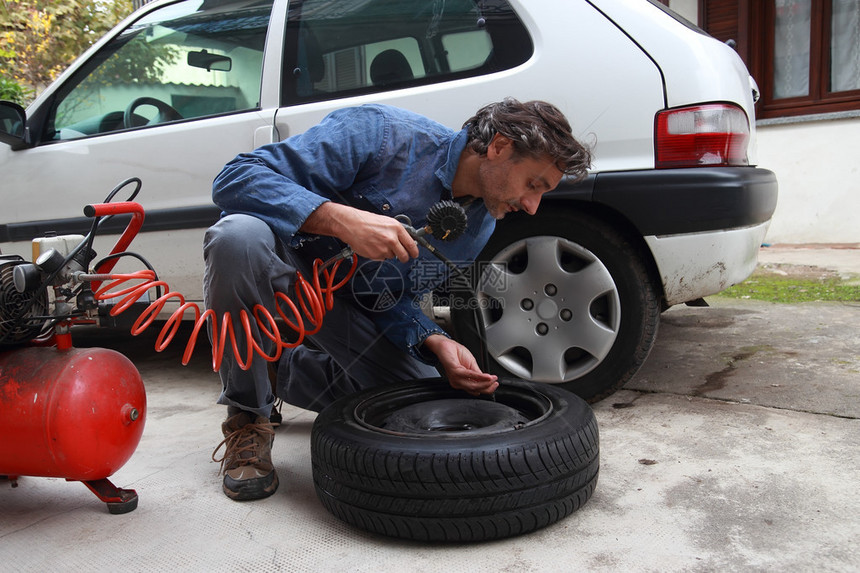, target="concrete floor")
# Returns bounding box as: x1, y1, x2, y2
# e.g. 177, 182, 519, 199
1, 248, 858, 572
